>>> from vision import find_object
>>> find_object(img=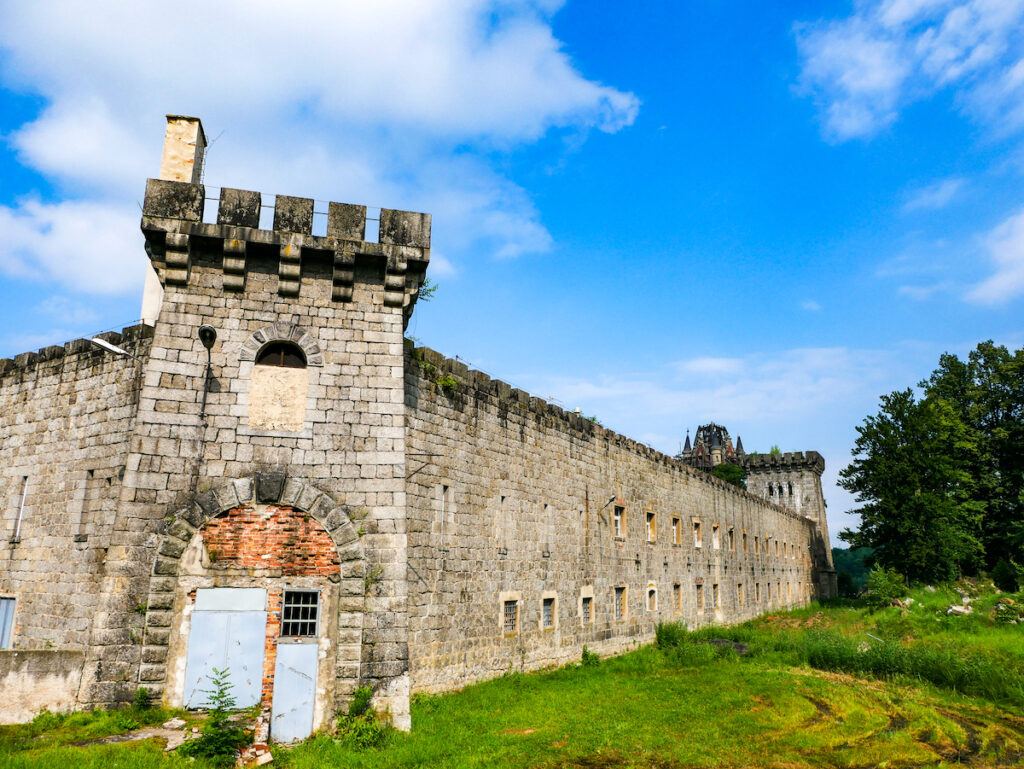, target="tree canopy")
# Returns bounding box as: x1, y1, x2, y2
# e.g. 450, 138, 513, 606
839, 341, 1023, 583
